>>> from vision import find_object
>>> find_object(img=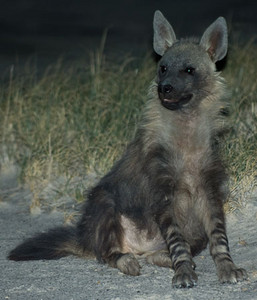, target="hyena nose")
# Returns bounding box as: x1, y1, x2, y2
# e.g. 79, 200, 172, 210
163, 84, 173, 94
158, 84, 173, 95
